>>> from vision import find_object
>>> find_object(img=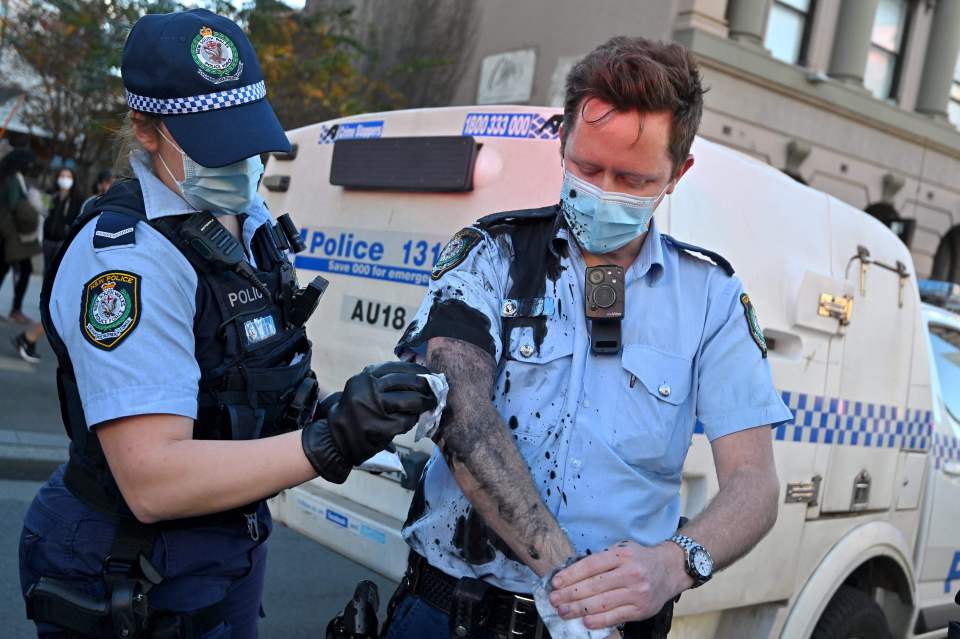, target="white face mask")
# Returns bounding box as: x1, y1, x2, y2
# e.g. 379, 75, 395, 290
57, 176, 73, 191
155, 127, 264, 216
